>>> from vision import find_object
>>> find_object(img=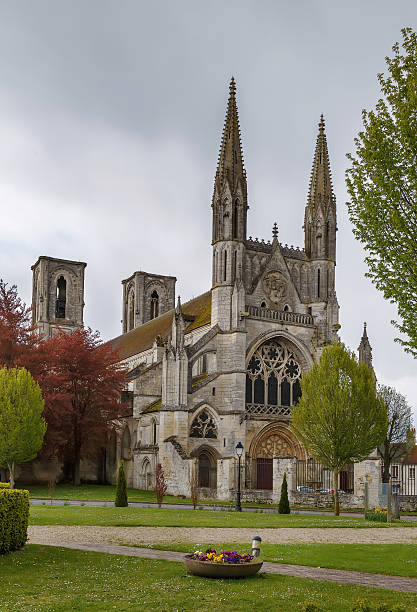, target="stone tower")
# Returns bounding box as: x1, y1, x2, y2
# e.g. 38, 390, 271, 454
358, 322, 373, 367
211, 77, 248, 330
31, 256, 86, 338
122, 271, 176, 333
304, 115, 337, 302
